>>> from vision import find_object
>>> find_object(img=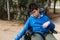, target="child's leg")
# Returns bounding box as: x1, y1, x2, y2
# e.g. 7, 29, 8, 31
45, 34, 57, 40
31, 34, 44, 40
